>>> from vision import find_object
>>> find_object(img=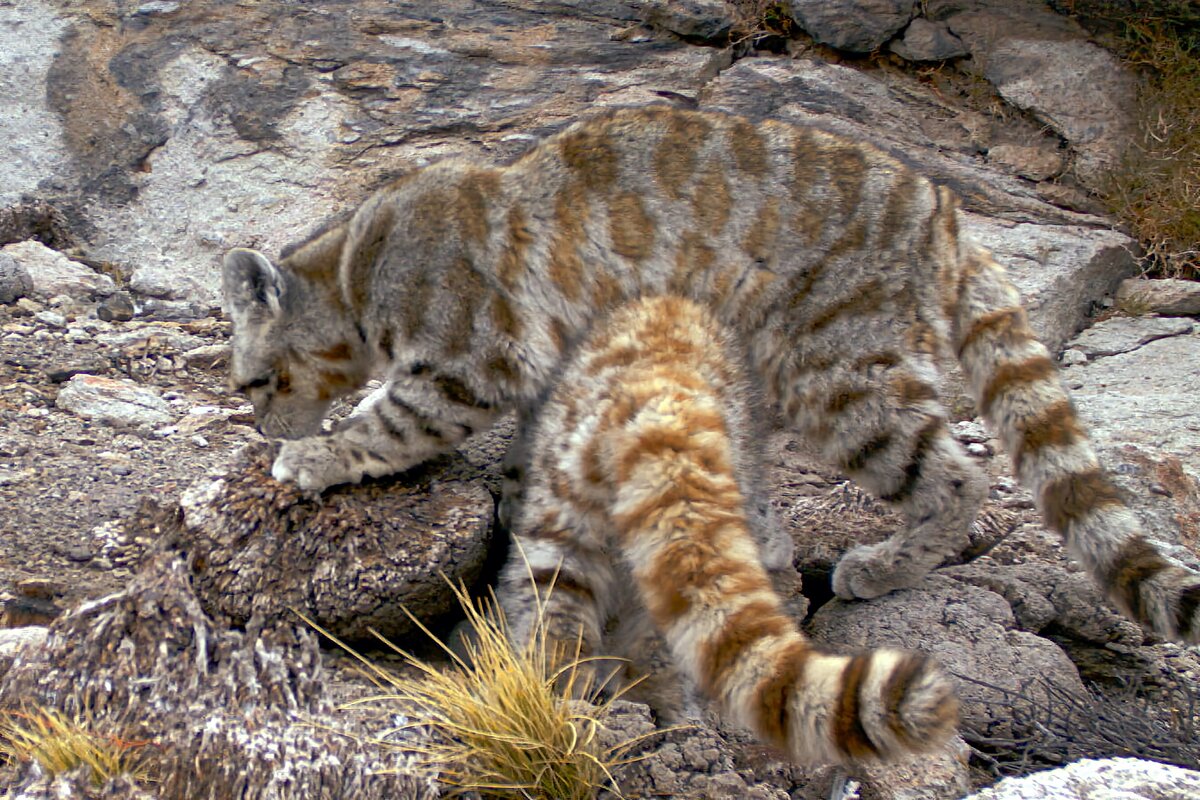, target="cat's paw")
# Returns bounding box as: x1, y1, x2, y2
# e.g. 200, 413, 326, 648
271, 437, 363, 492
831, 542, 919, 600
